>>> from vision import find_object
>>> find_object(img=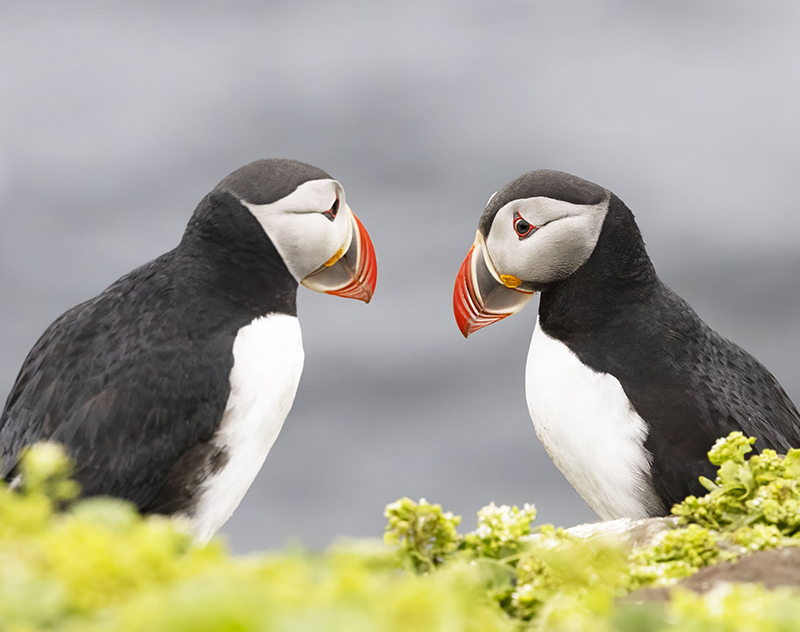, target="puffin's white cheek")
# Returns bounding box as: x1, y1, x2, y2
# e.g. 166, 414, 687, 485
524, 215, 604, 282
286, 217, 349, 281
511, 231, 593, 284
487, 241, 525, 280
485, 221, 522, 277
319, 212, 351, 265
547, 231, 596, 274
488, 215, 602, 285
487, 224, 548, 283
